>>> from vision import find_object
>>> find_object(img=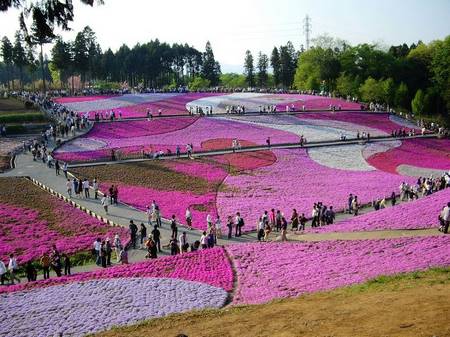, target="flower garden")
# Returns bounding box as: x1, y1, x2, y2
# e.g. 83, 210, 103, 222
0, 177, 129, 265
55, 93, 362, 119
2, 95, 450, 336
1, 236, 449, 336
